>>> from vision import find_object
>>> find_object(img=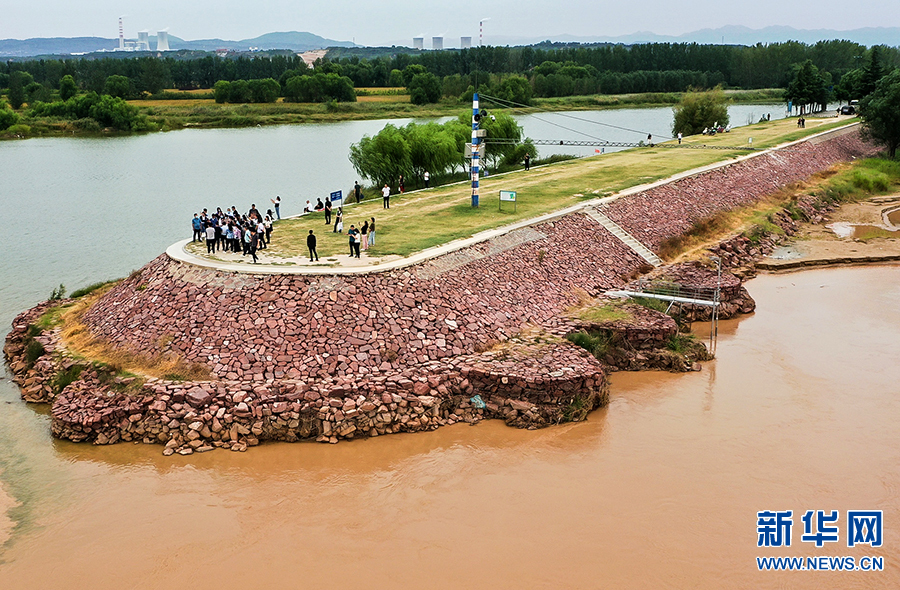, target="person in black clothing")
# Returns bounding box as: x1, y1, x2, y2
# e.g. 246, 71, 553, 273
524, 153, 530, 171
248, 230, 259, 263
348, 225, 360, 258
324, 200, 332, 225
307, 230, 319, 262
354, 181, 362, 203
